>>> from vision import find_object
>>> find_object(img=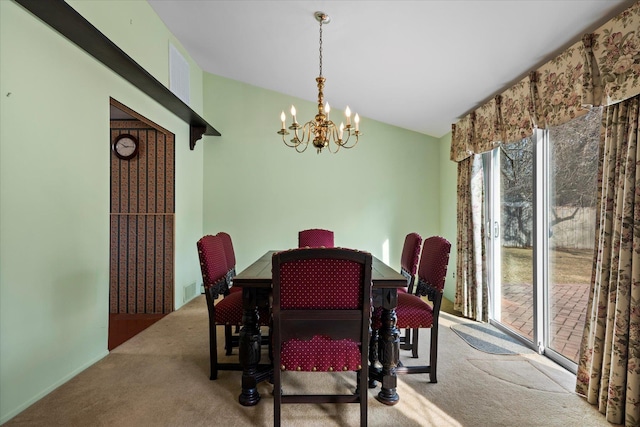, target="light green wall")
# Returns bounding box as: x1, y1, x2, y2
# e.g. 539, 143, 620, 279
0, 1, 206, 422
202, 74, 444, 272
